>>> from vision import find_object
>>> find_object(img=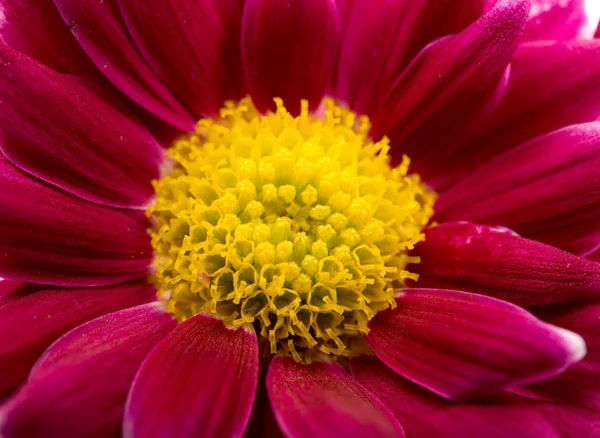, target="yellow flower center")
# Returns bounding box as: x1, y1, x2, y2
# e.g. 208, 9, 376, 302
147, 97, 435, 362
